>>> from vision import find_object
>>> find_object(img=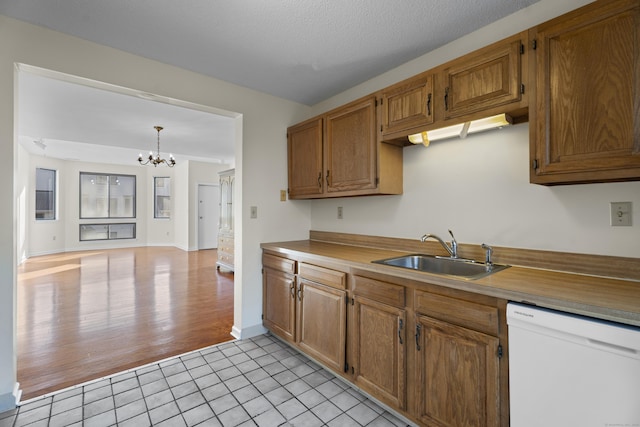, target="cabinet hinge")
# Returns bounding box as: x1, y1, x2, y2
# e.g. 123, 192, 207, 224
351, 297, 355, 306
375, 177, 379, 185
345, 295, 349, 305
533, 159, 539, 170
261, 314, 264, 320
498, 344, 503, 359
380, 124, 383, 133
520, 84, 525, 94
532, 39, 537, 50
344, 363, 349, 373
520, 43, 524, 55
